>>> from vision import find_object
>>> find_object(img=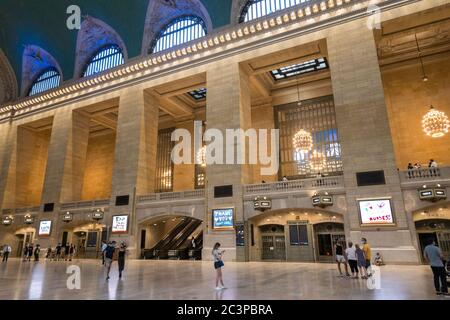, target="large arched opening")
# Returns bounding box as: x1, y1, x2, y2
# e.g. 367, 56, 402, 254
138, 214, 203, 261
413, 202, 450, 262
248, 208, 345, 262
